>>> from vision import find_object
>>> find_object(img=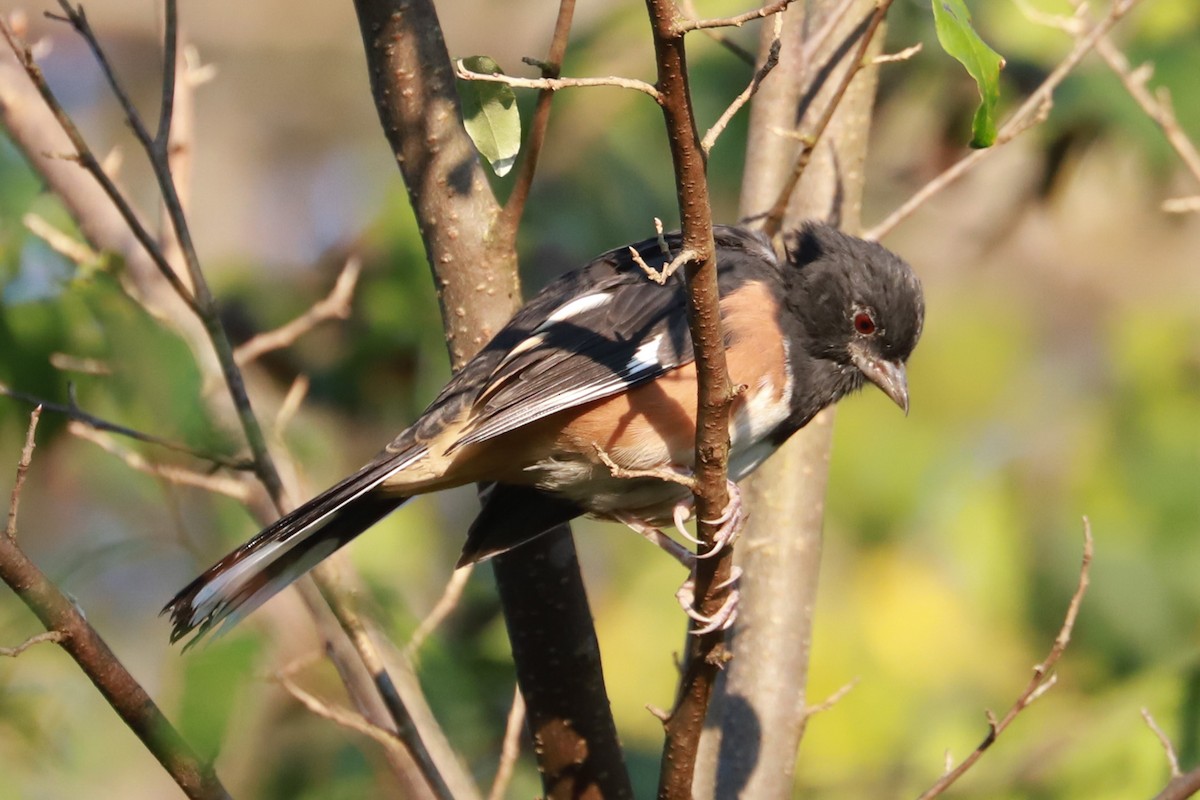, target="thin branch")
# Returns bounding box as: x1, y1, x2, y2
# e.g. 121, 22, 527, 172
1143, 707, 1183, 778
871, 42, 922, 65
0, 630, 66, 657
276, 671, 416, 758
644, 0, 742, 795
22, 212, 99, 266
314, 580, 456, 800
234, 257, 362, 366
454, 59, 661, 102
69, 423, 253, 503
676, 0, 794, 33
762, 0, 892, 238
915, 518, 1094, 800
405, 565, 474, 660
500, 0, 576, 234
0, 13, 199, 311
0, 409, 229, 800
486, 686, 526, 800
1163, 195, 1200, 214
866, 0, 1144, 241
804, 677, 859, 717
0, 382, 252, 471
702, 14, 783, 154
5, 405, 40, 540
